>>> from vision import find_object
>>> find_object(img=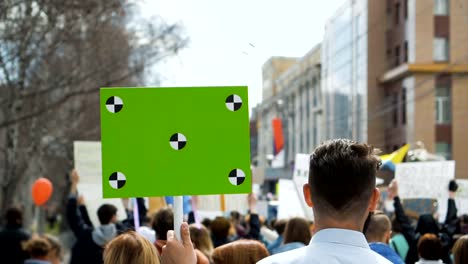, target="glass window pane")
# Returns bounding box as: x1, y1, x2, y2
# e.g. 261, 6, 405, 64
436, 142, 452, 159
436, 86, 449, 96
443, 100, 451, 122
434, 0, 449, 15
433, 38, 449, 61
